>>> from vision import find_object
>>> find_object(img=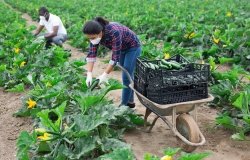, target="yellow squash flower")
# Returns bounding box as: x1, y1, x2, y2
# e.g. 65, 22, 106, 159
226, 11, 232, 17
14, 48, 20, 54
213, 37, 220, 44
164, 53, 170, 59
189, 32, 196, 39
26, 98, 36, 109
161, 155, 173, 160
37, 132, 52, 141
184, 32, 195, 39
20, 61, 26, 67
